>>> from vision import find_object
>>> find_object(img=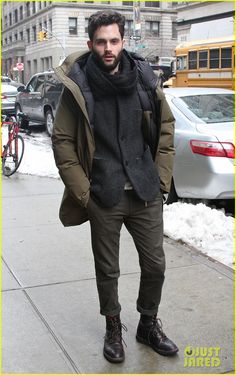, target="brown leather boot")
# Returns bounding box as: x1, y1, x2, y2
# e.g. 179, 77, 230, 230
136, 314, 178, 356
103, 315, 126, 363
